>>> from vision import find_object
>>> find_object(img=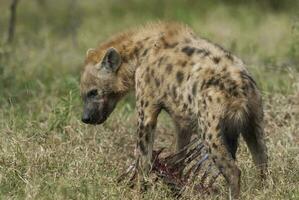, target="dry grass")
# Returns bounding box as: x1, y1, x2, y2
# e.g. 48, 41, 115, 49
0, 0, 299, 199
0, 92, 298, 200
